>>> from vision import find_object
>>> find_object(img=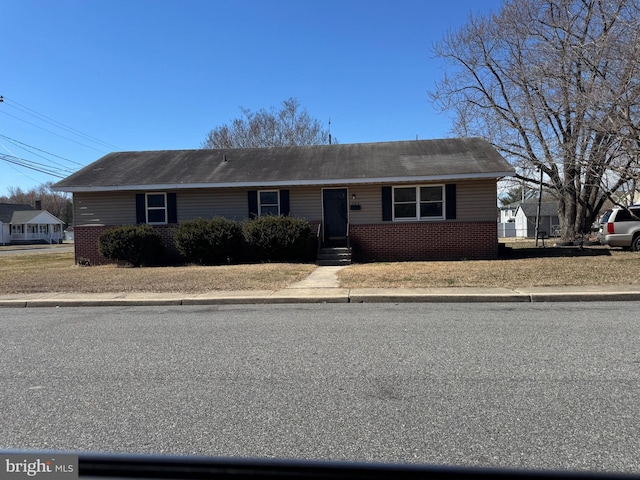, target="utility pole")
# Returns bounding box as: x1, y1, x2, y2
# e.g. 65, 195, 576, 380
534, 167, 543, 246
